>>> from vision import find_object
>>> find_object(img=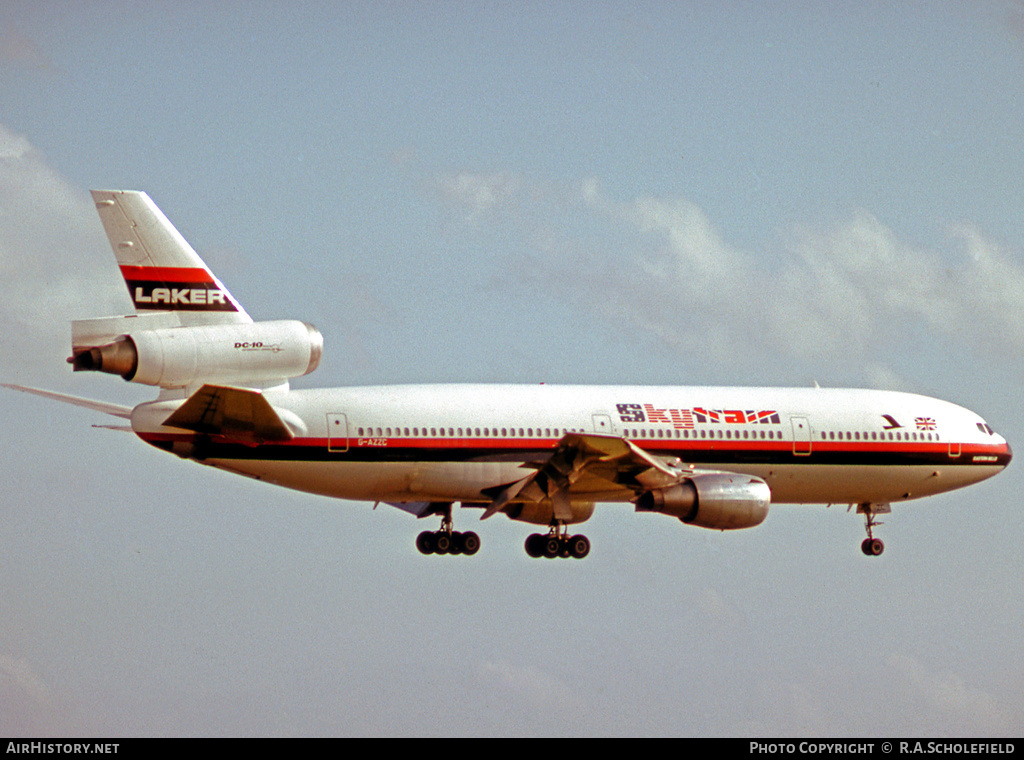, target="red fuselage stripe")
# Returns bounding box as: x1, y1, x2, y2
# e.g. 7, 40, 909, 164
135, 431, 1010, 459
